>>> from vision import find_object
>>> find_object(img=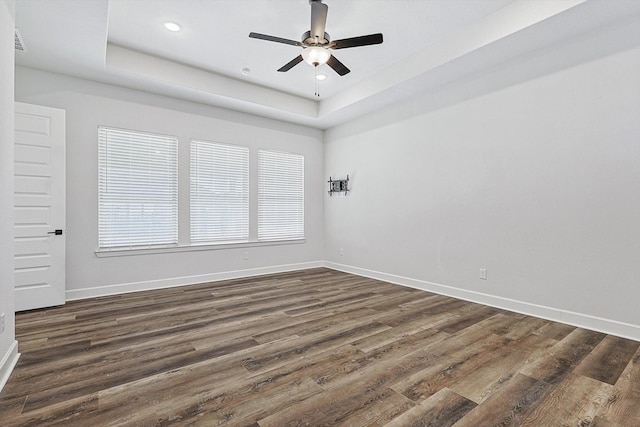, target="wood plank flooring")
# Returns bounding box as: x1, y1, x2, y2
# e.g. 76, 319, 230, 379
1, 268, 639, 426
